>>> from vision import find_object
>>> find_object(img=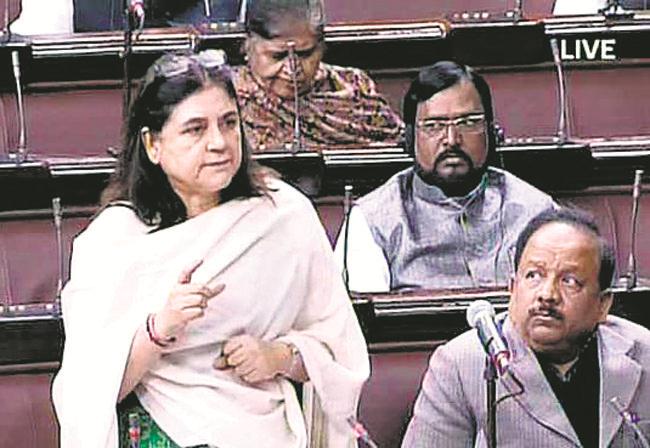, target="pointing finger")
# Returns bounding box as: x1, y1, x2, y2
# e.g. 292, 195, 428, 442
178, 259, 204, 284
